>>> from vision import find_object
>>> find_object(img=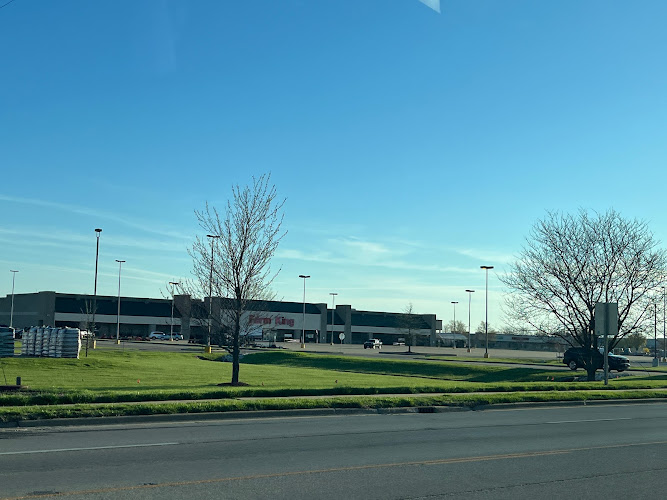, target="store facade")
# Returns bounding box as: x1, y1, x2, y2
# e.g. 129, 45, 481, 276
0, 291, 439, 346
